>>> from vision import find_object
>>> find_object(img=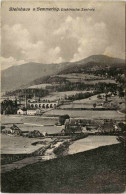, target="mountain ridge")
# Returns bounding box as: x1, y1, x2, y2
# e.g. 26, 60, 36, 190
2, 55, 125, 92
